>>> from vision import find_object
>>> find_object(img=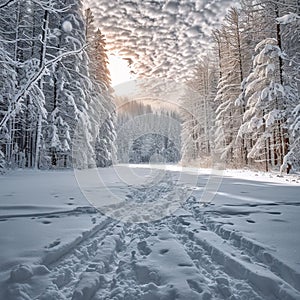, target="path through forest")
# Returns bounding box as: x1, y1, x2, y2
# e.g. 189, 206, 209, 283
0, 166, 300, 300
